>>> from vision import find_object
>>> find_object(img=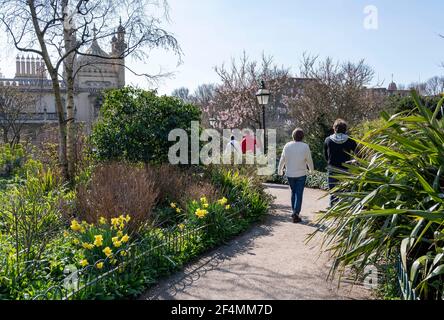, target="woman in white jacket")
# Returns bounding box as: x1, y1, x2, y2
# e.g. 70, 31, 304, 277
278, 128, 314, 223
